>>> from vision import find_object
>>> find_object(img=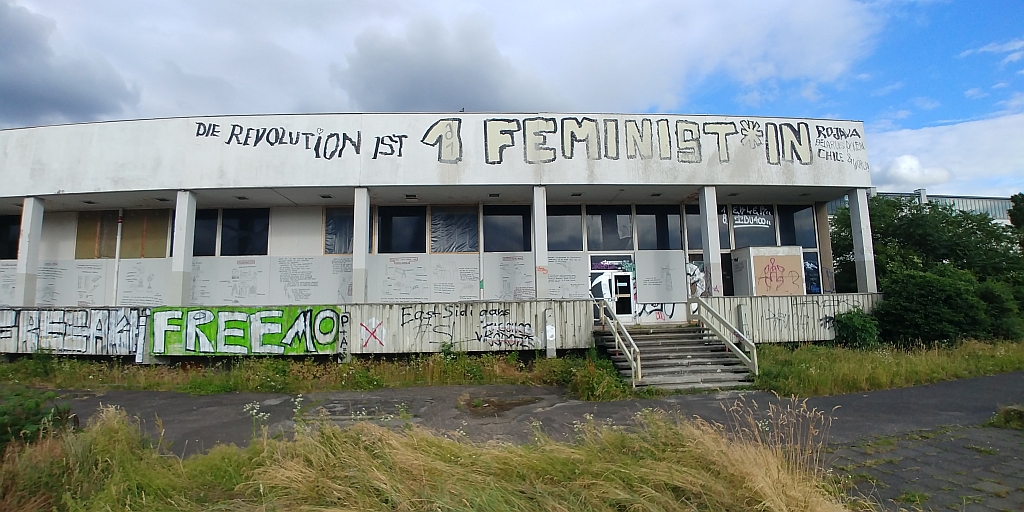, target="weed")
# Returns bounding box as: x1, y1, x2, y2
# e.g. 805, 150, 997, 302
0, 385, 73, 450
986, 404, 1024, 430
895, 491, 929, 505
965, 444, 998, 455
